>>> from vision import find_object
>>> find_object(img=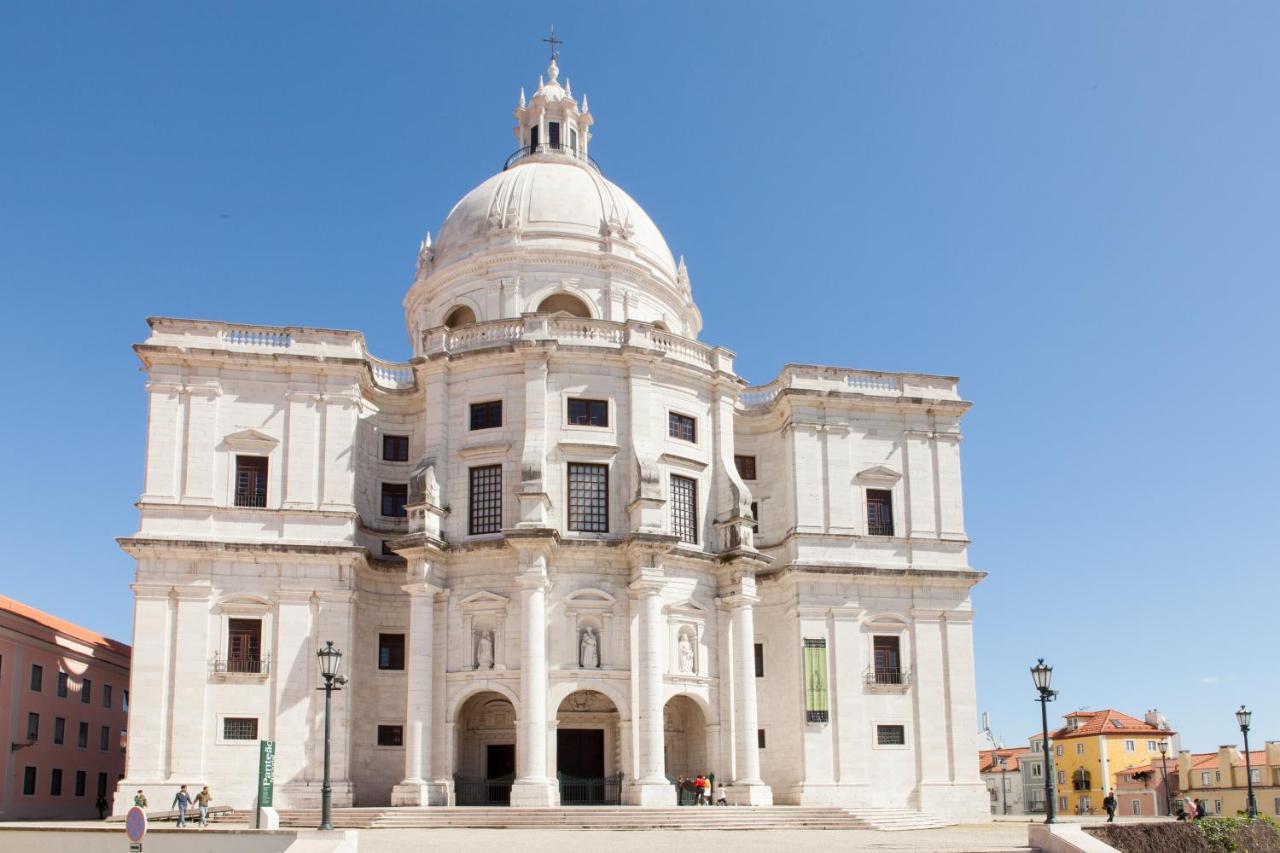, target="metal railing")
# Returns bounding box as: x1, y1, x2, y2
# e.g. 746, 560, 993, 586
867, 520, 896, 536
558, 773, 623, 805
234, 491, 267, 508
211, 655, 270, 675
503, 143, 601, 173
865, 667, 910, 686
453, 775, 513, 806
